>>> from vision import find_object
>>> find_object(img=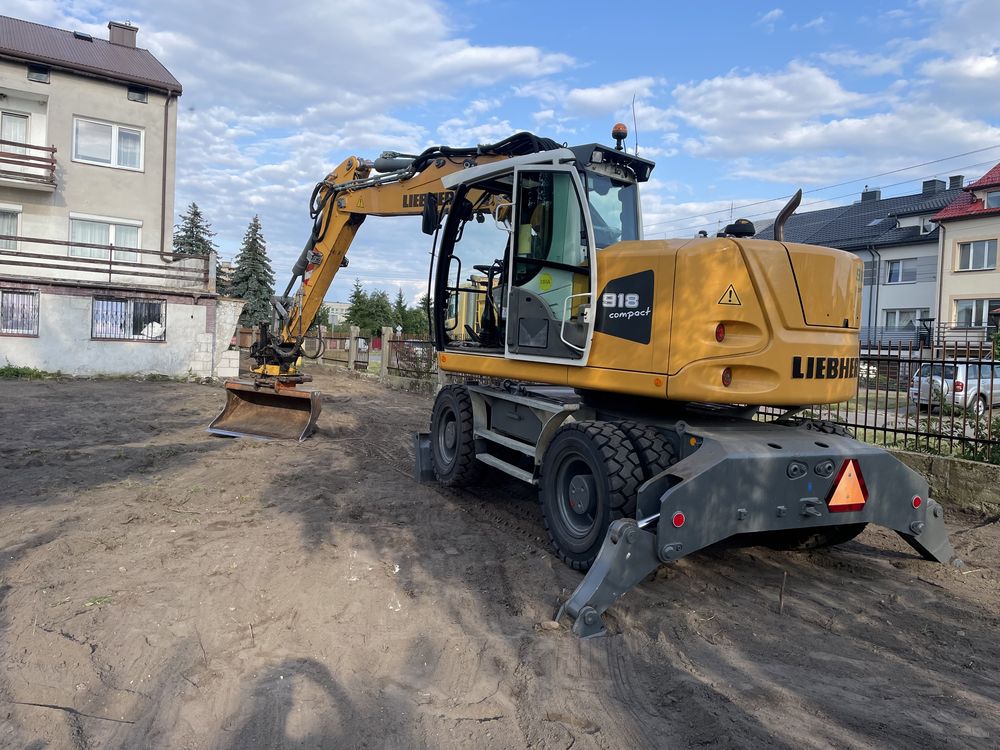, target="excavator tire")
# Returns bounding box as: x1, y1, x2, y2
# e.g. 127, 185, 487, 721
761, 523, 869, 551
616, 421, 678, 517
539, 421, 643, 571
430, 385, 481, 487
